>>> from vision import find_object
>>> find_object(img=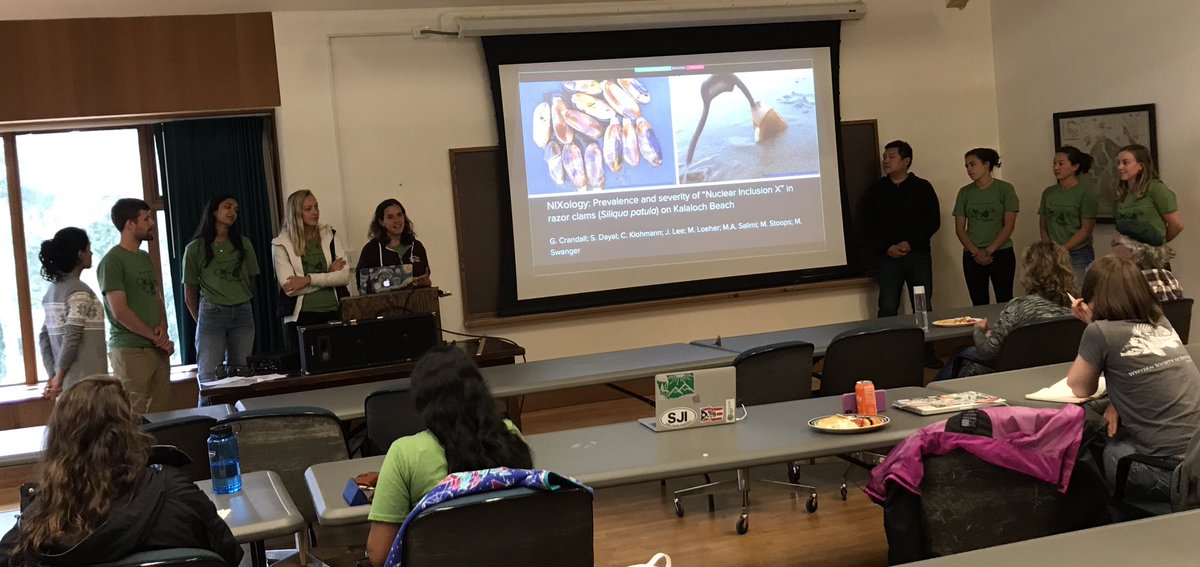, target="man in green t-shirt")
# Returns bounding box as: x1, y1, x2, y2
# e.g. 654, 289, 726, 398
97, 198, 174, 413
